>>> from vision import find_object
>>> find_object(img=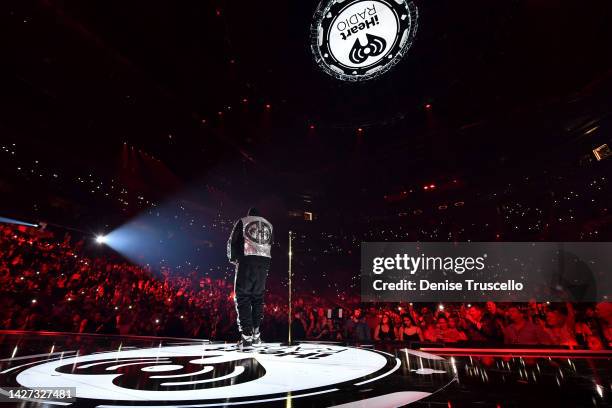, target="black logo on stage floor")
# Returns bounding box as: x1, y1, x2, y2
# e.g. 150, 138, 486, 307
349, 33, 387, 64
8, 343, 455, 407
54, 355, 265, 391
